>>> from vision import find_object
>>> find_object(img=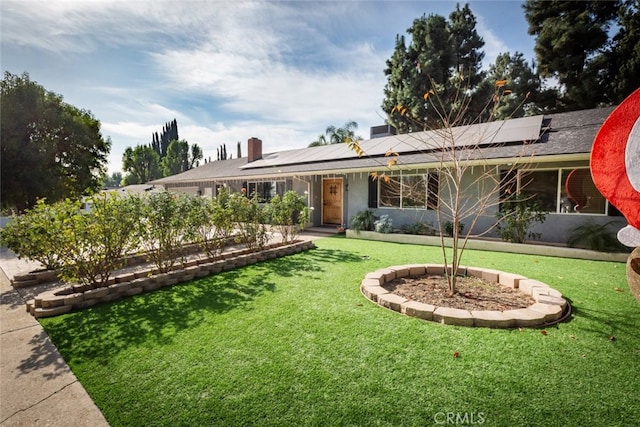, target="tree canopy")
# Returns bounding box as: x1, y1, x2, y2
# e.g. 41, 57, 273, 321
382, 4, 488, 132
309, 121, 362, 147
1, 71, 110, 211
524, 0, 638, 109
162, 139, 203, 176
122, 145, 162, 185
383, 1, 638, 132
122, 120, 203, 183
